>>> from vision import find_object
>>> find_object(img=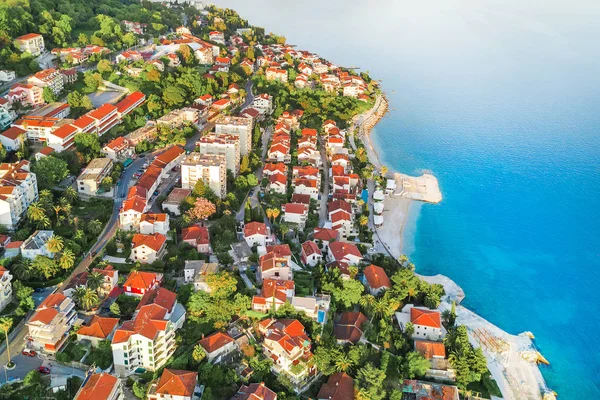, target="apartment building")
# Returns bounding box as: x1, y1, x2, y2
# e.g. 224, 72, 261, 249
76, 158, 113, 195
115, 91, 146, 118
125, 124, 157, 146
0, 267, 13, 313
120, 186, 149, 231
181, 152, 227, 199
0, 127, 25, 152
214, 116, 253, 156
7, 83, 44, 108
0, 99, 17, 131
102, 136, 133, 161
14, 33, 45, 56
157, 107, 199, 127
130, 233, 167, 264
87, 103, 119, 136
197, 132, 240, 175
0, 161, 38, 230
28, 68, 64, 95
111, 288, 185, 377
25, 293, 76, 353
140, 213, 170, 236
